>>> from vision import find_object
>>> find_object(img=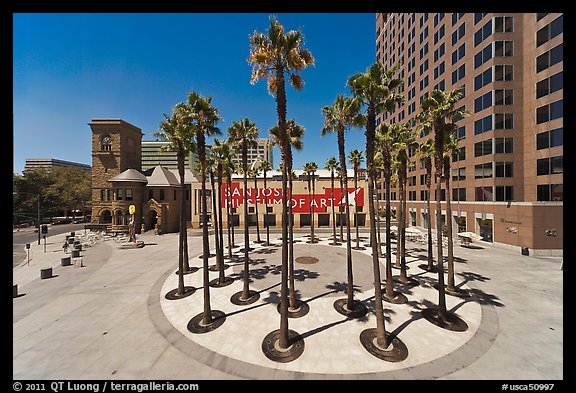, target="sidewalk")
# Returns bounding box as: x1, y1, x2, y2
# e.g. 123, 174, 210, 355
13, 227, 563, 380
